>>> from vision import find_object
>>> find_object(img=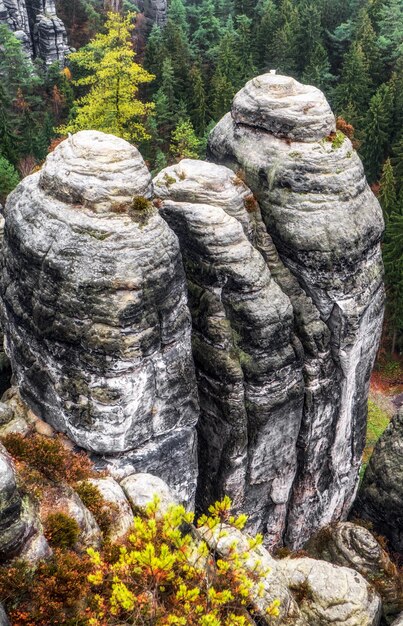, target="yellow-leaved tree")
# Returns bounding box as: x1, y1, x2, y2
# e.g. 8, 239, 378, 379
59, 12, 154, 142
